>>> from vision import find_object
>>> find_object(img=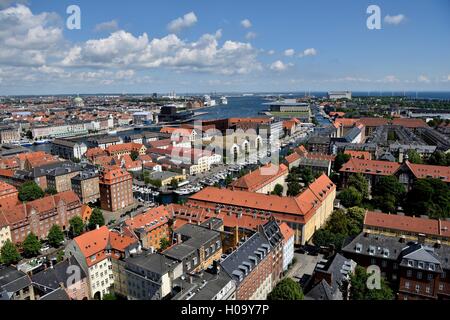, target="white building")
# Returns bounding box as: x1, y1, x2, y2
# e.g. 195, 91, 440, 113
328, 91, 352, 100
279, 223, 295, 272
